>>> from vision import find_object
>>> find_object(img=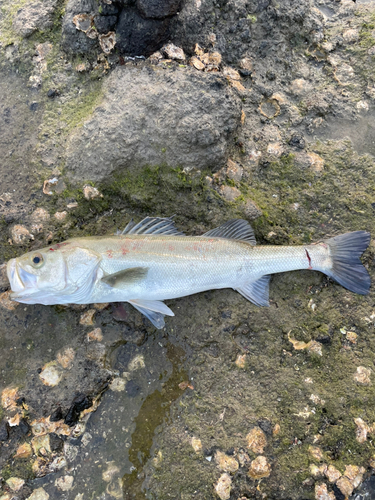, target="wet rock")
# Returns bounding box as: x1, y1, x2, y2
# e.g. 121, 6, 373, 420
248, 456, 271, 479
13, 0, 58, 37
116, 8, 171, 57
246, 427, 267, 454
64, 394, 93, 426
214, 473, 231, 500
136, 0, 182, 19
65, 67, 241, 181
